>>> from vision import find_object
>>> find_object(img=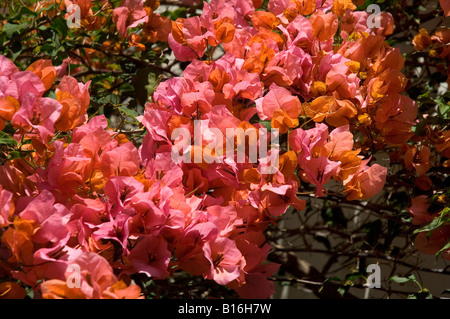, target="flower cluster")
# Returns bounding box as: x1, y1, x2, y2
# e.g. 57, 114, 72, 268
404, 1, 450, 261
413, 26, 450, 87
36, 0, 172, 43
408, 196, 450, 261
0, 53, 282, 298
0, 0, 429, 299
164, 0, 400, 200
